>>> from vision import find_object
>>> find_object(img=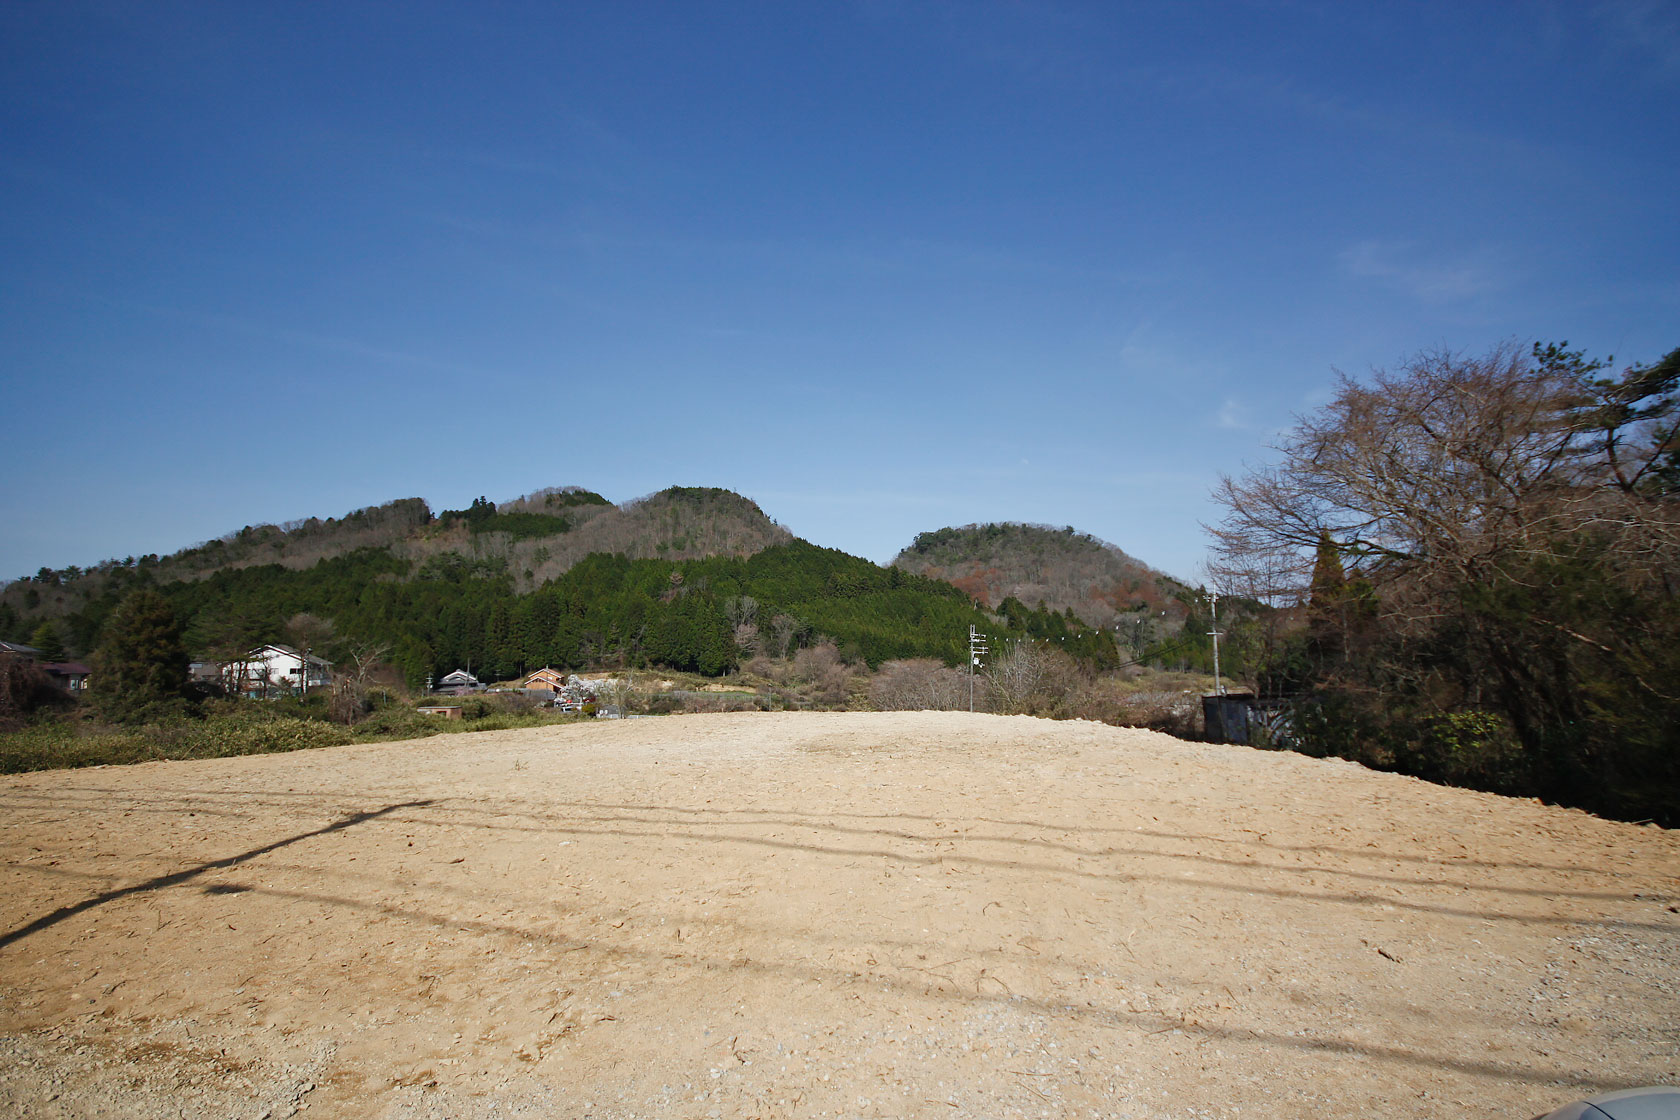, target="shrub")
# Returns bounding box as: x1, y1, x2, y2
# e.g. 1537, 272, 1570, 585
1416, 710, 1529, 792
0, 709, 353, 772
984, 643, 1082, 716
0, 721, 153, 772
0, 654, 72, 729
671, 692, 755, 714
161, 716, 353, 758
870, 659, 970, 711
1105, 690, 1203, 738
791, 640, 855, 706
350, 708, 447, 740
